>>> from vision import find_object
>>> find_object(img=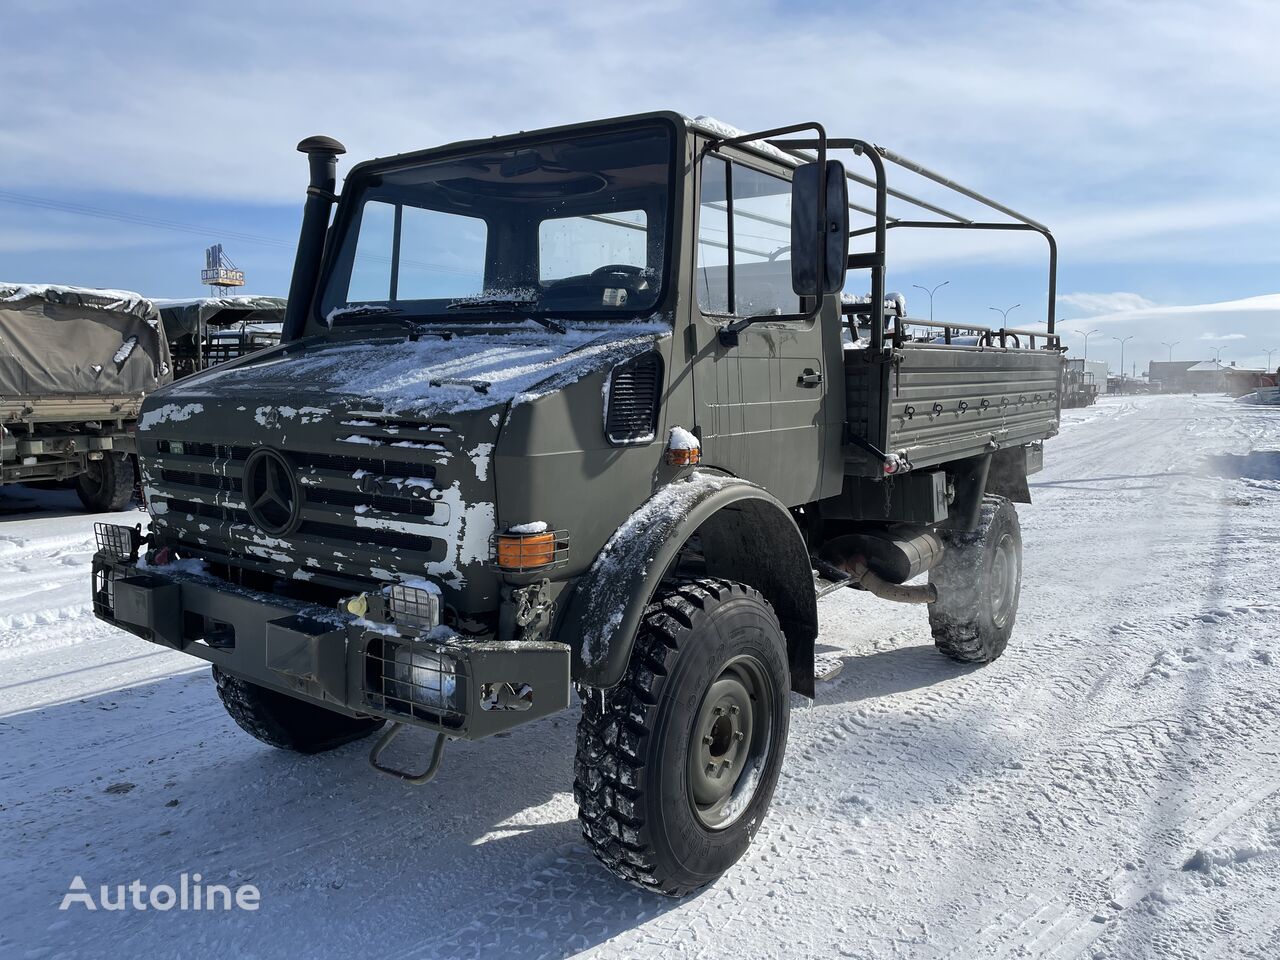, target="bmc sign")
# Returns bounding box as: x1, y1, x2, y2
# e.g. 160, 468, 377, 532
200, 267, 245, 286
